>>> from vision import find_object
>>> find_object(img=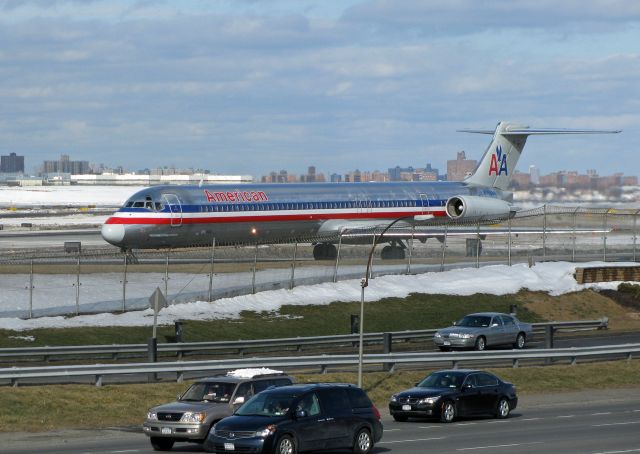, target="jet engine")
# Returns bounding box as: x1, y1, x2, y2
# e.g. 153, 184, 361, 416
445, 195, 511, 221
